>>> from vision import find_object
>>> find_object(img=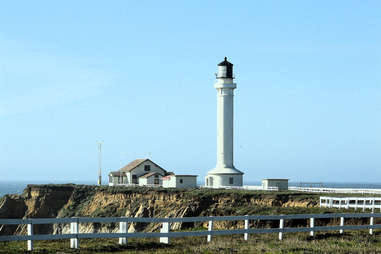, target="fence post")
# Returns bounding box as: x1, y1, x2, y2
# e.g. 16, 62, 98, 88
160, 221, 170, 244
355, 198, 358, 210
207, 217, 213, 242
372, 199, 375, 213
363, 199, 366, 211
27, 223, 33, 251
309, 217, 314, 237
319, 197, 322, 208
279, 218, 284, 241
70, 218, 79, 249
329, 198, 333, 208
119, 217, 128, 245
244, 215, 249, 240
346, 198, 349, 209
339, 217, 344, 234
